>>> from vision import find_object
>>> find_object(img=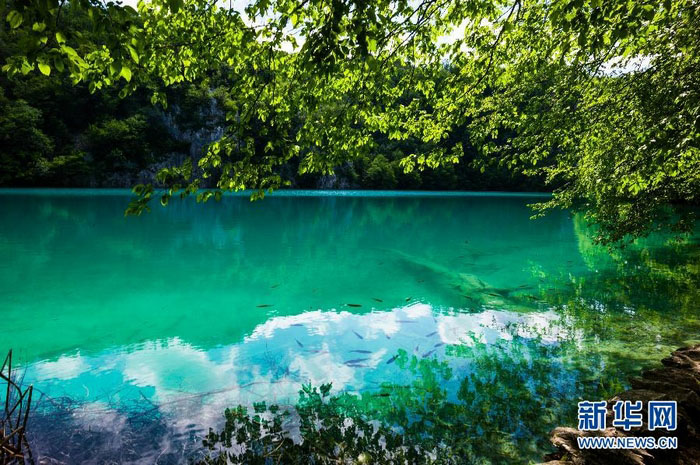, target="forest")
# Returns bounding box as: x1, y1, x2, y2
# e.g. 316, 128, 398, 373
0, 4, 544, 193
